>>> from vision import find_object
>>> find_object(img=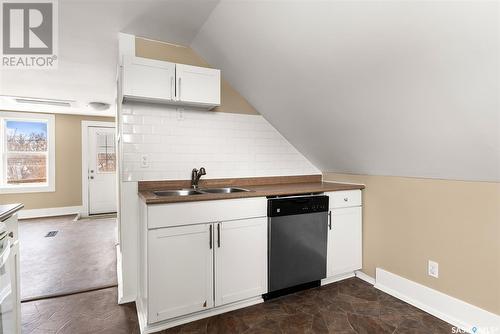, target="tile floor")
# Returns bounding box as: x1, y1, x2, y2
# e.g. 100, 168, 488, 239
19, 215, 118, 300
21, 278, 455, 334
